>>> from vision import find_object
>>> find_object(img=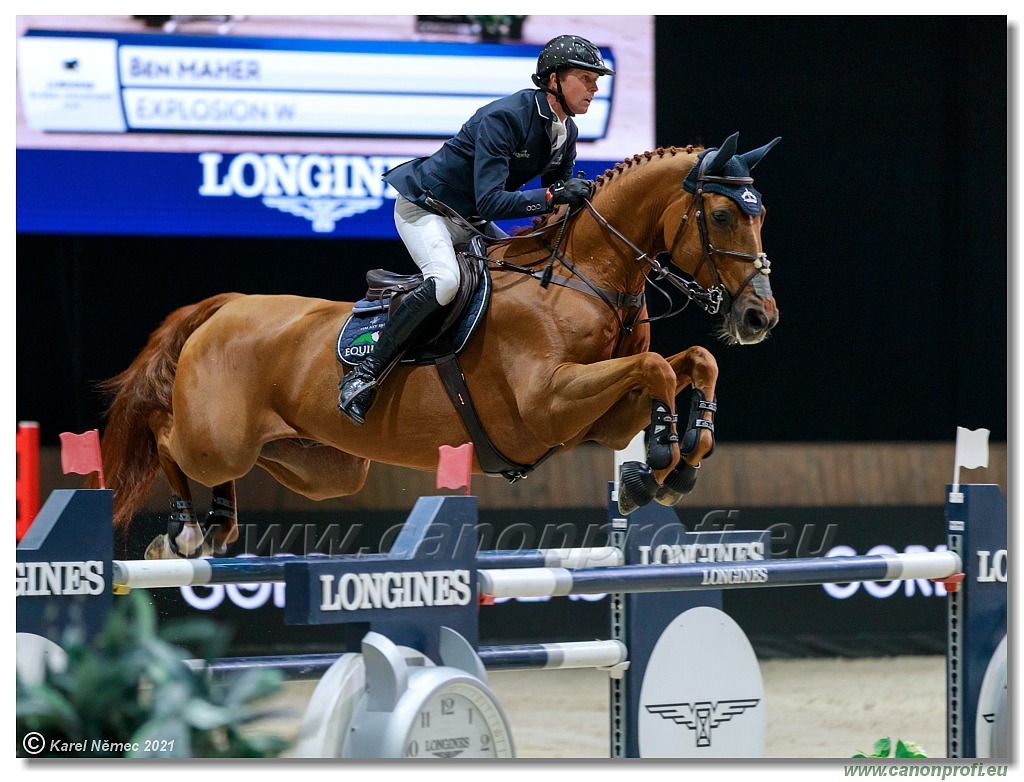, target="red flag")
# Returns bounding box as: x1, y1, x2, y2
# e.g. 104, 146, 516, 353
437, 443, 473, 495
59, 430, 105, 488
